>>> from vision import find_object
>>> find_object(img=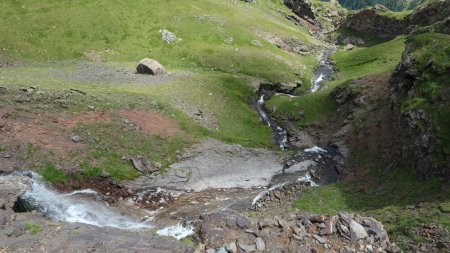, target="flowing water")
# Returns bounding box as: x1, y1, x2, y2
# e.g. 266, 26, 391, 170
257, 94, 288, 150
310, 50, 334, 93
256, 50, 334, 150
6, 171, 152, 230
1, 50, 338, 241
